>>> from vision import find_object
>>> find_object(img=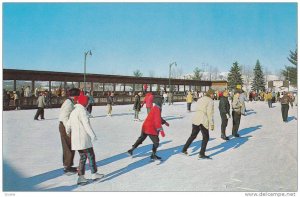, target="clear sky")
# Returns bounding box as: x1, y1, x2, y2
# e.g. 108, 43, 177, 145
3, 3, 297, 77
